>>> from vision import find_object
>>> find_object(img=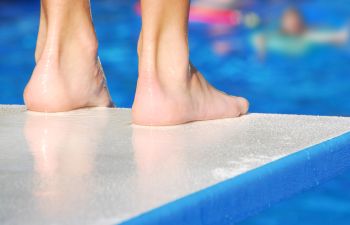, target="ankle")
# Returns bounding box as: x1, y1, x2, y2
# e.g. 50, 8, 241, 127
35, 10, 47, 62
137, 30, 190, 83
36, 0, 98, 61
37, 24, 98, 61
